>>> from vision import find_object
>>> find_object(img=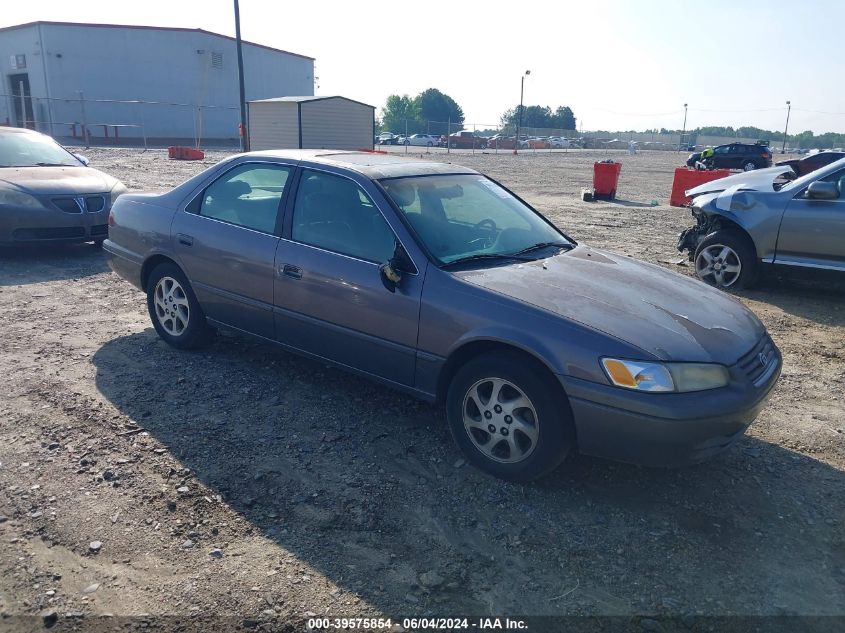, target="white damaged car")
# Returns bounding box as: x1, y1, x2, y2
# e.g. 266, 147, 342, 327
677, 160, 845, 288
